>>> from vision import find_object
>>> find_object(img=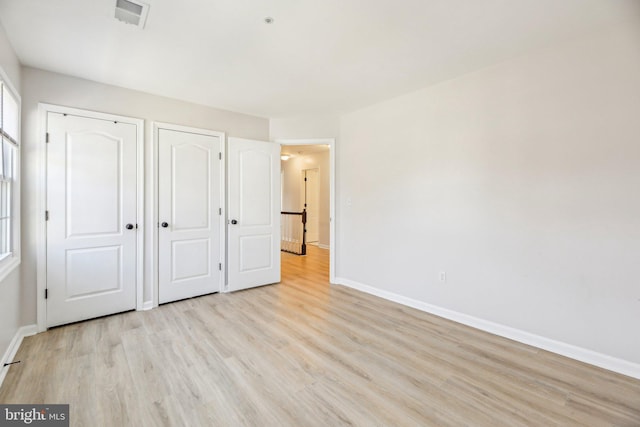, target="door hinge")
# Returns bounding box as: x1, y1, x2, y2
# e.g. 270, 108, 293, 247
219, 263, 222, 271
219, 152, 222, 160
219, 208, 222, 215
45, 289, 48, 299
45, 211, 49, 221
305, 177, 307, 181
46, 133, 50, 143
